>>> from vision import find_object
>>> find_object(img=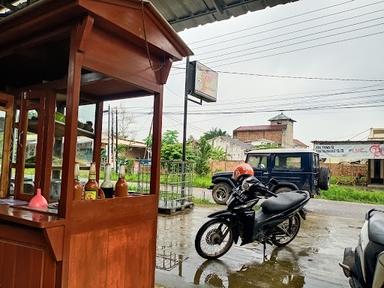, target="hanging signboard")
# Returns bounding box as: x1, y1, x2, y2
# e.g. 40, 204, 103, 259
188, 61, 218, 102
314, 142, 384, 159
